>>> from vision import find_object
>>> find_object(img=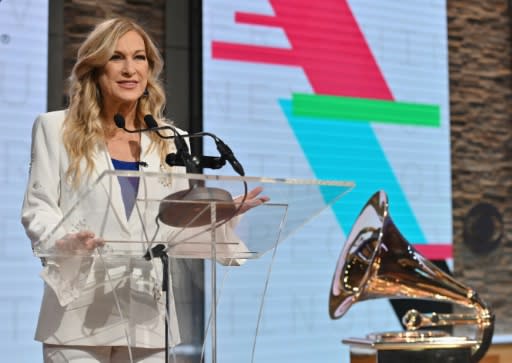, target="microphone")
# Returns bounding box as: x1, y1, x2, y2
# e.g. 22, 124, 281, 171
143, 114, 158, 128
114, 113, 173, 134
192, 132, 245, 176
113, 113, 125, 128
143, 114, 196, 172
211, 137, 245, 176
144, 114, 158, 129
